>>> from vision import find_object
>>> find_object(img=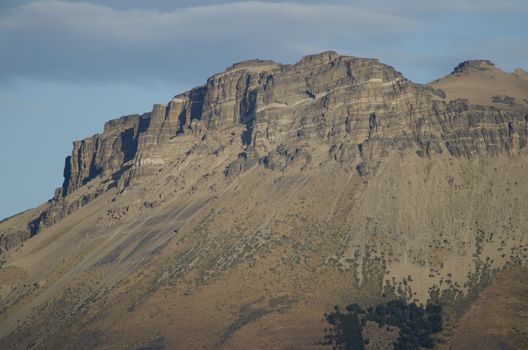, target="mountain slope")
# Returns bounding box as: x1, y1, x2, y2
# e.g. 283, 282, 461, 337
447, 266, 528, 350
1, 51, 527, 349
514, 68, 528, 82
429, 60, 528, 111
